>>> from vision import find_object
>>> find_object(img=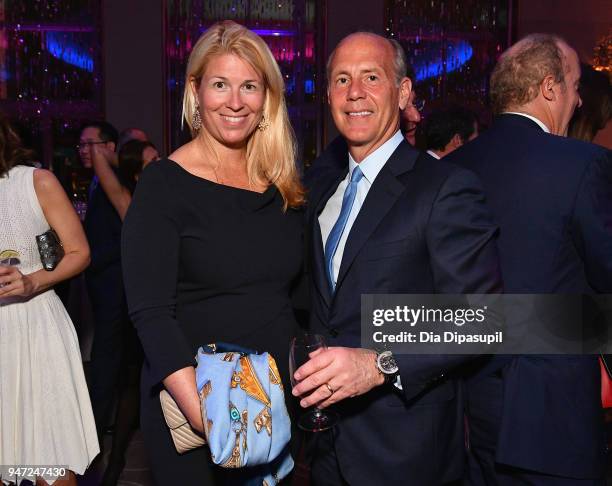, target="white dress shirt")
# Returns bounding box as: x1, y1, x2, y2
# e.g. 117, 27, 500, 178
426, 149, 441, 159
319, 130, 404, 287
504, 112, 550, 133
